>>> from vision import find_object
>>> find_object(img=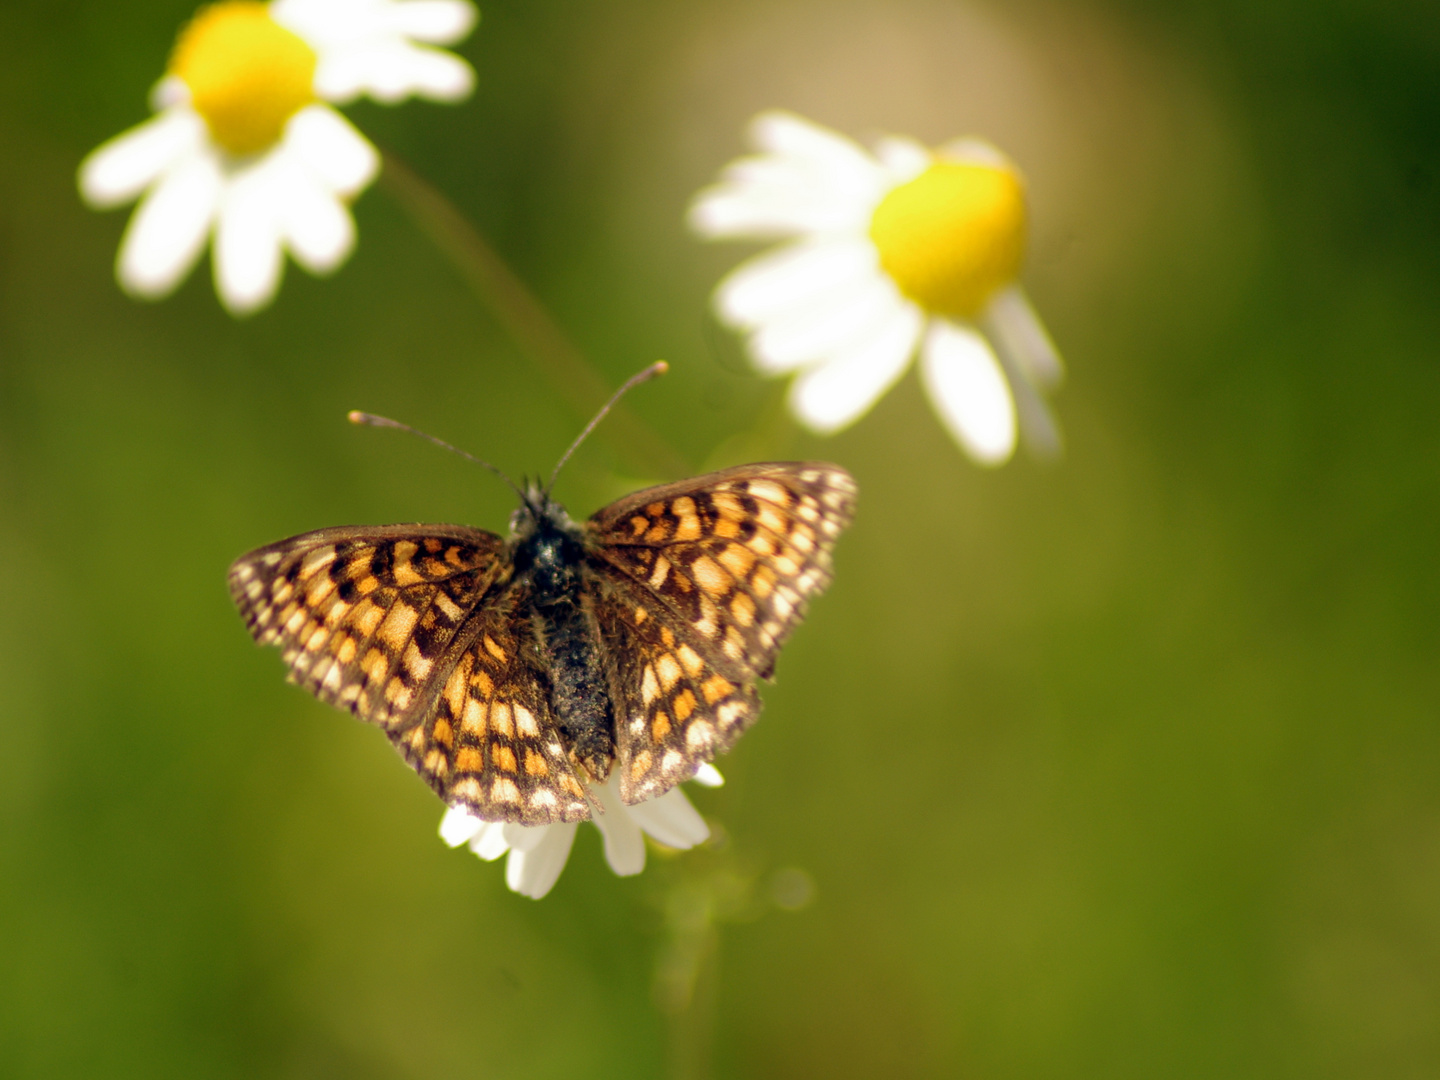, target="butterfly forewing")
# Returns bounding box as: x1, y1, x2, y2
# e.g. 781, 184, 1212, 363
228, 525, 505, 730
585, 463, 857, 802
